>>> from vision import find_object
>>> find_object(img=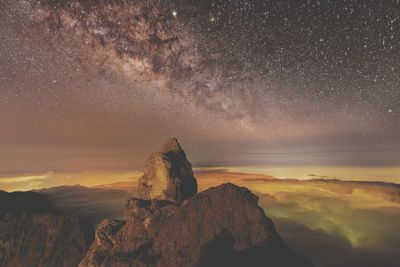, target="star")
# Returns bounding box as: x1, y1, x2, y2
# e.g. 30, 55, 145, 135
1, 0, 399, 179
